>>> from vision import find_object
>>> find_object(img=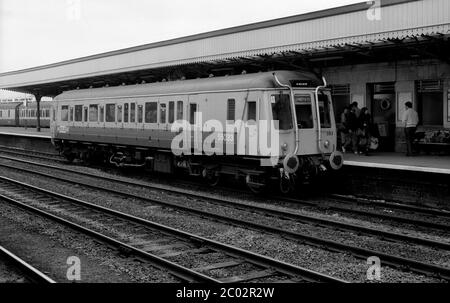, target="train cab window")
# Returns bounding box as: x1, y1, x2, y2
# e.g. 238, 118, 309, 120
294, 95, 314, 129
45, 109, 50, 118
106, 104, 115, 122
74, 105, 83, 122
247, 101, 257, 121
130, 103, 136, 123
271, 94, 293, 130
99, 106, 104, 122
145, 102, 157, 123
160, 103, 167, 124
69, 107, 74, 122
138, 105, 143, 123
176, 101, 183, 120
227, 99, 235, 121
168, 101, 175, 124
117, 105, 123, 123
318, 92, 331, 128
189, 103, 197, 125
83, 107, 88, 122
124, 103, 129, 123
61, 105, 69, 121
89, 104, 98, 122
